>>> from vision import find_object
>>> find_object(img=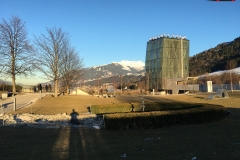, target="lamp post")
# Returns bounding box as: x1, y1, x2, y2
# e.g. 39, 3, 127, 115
98, 76, 100, 95
230, 61, 233, 93
96, 73, 100, 95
